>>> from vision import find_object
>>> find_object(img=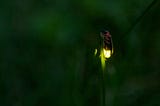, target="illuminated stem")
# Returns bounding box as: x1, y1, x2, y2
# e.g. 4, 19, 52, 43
100, 48, 106, 106
100, 48, 106, 71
